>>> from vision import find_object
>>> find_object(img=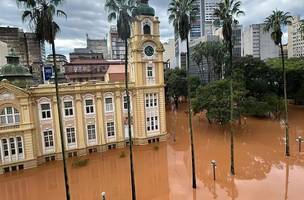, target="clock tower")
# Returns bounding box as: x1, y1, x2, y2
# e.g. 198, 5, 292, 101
129, 0, 167, 144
